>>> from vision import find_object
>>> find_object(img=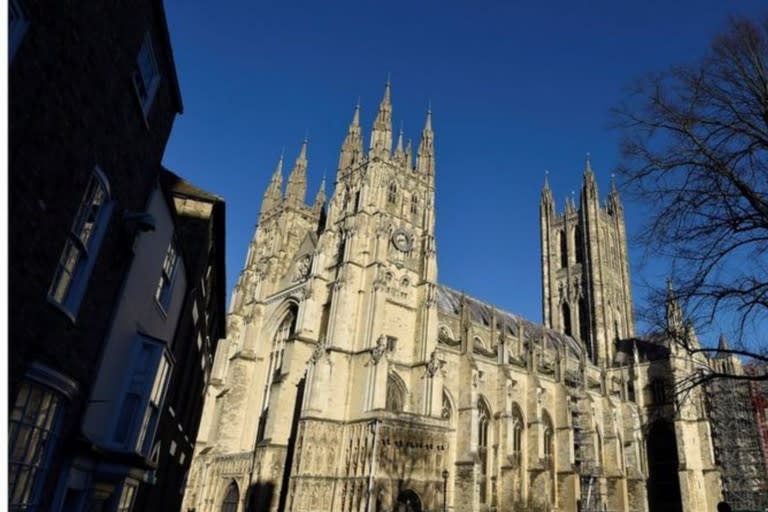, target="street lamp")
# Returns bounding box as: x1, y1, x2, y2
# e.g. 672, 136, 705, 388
442, 469, 449, 512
